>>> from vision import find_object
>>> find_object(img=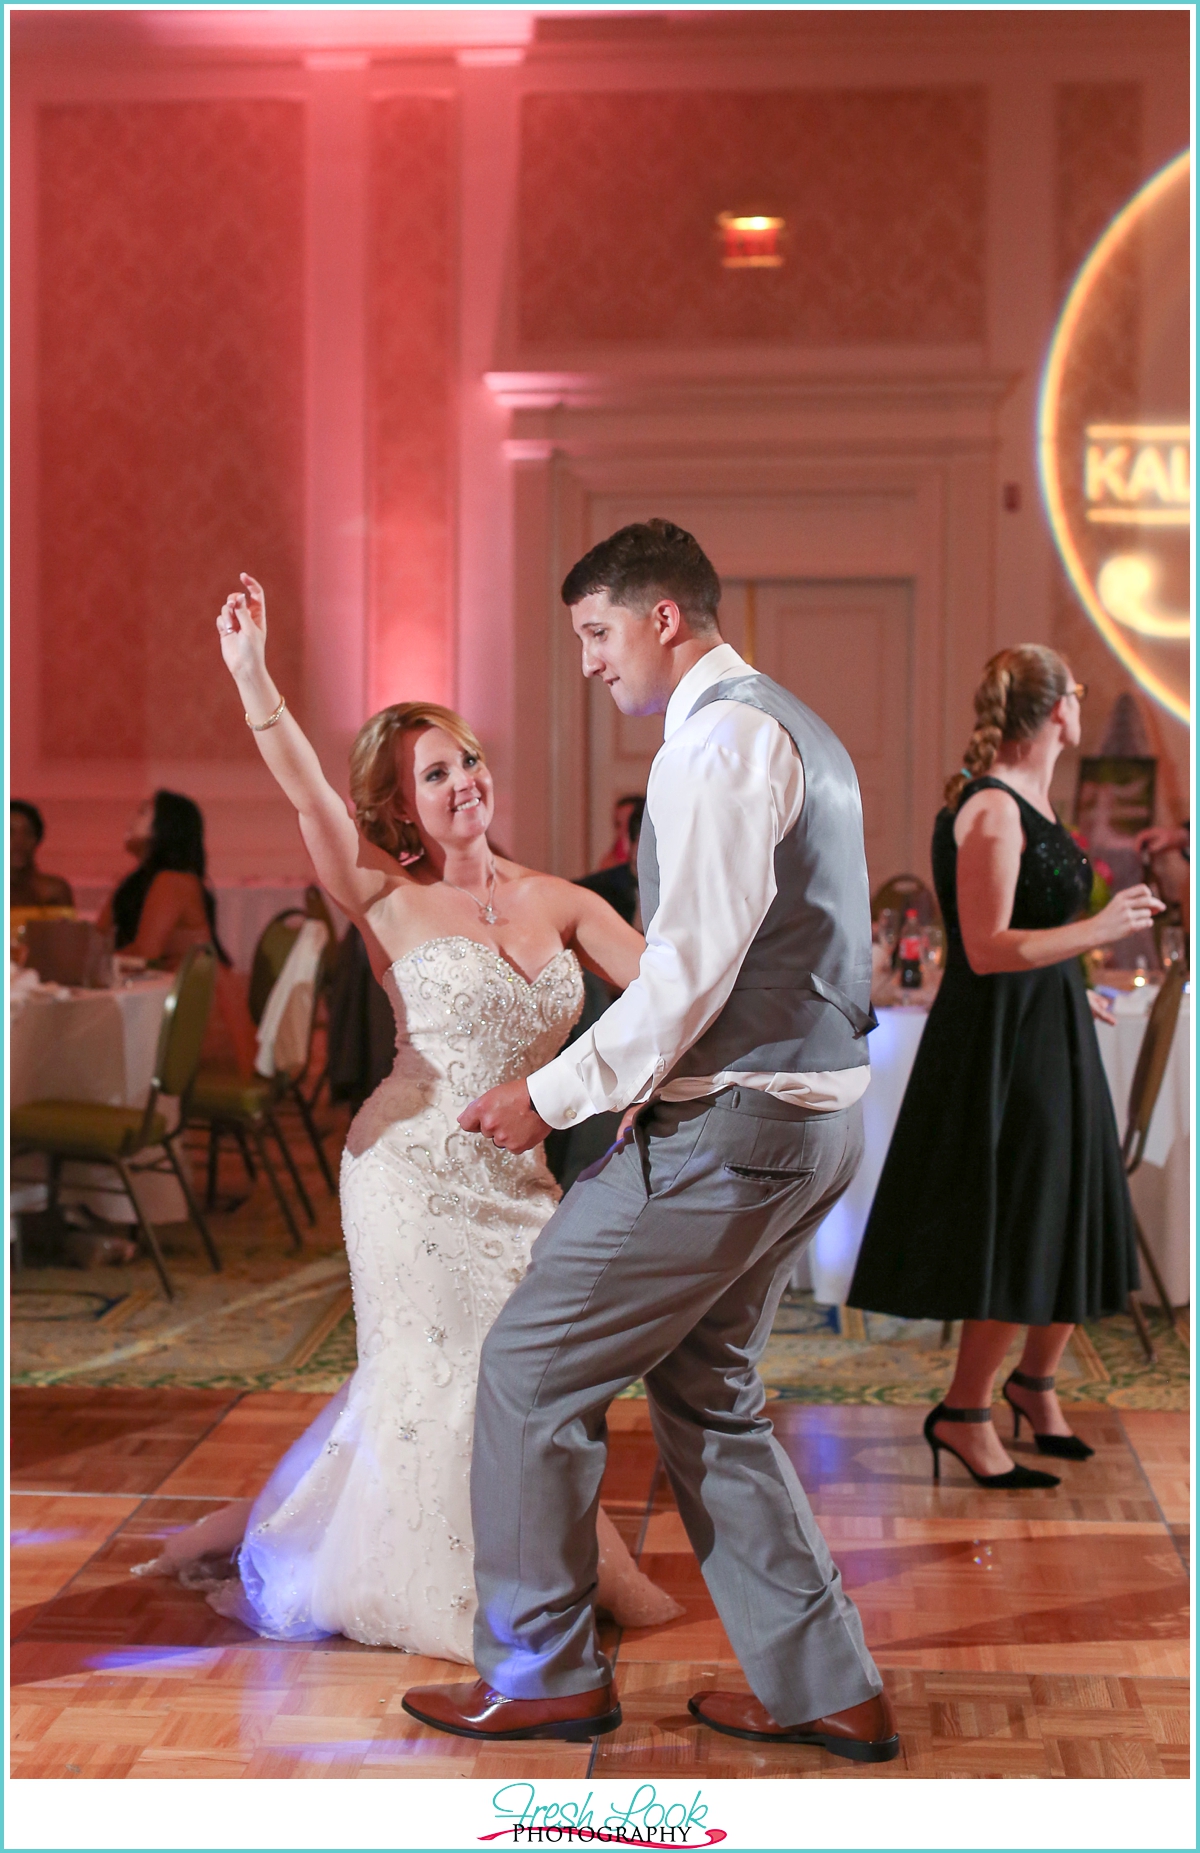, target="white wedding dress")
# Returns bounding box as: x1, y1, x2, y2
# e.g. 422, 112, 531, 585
136, 935, 679, 1659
